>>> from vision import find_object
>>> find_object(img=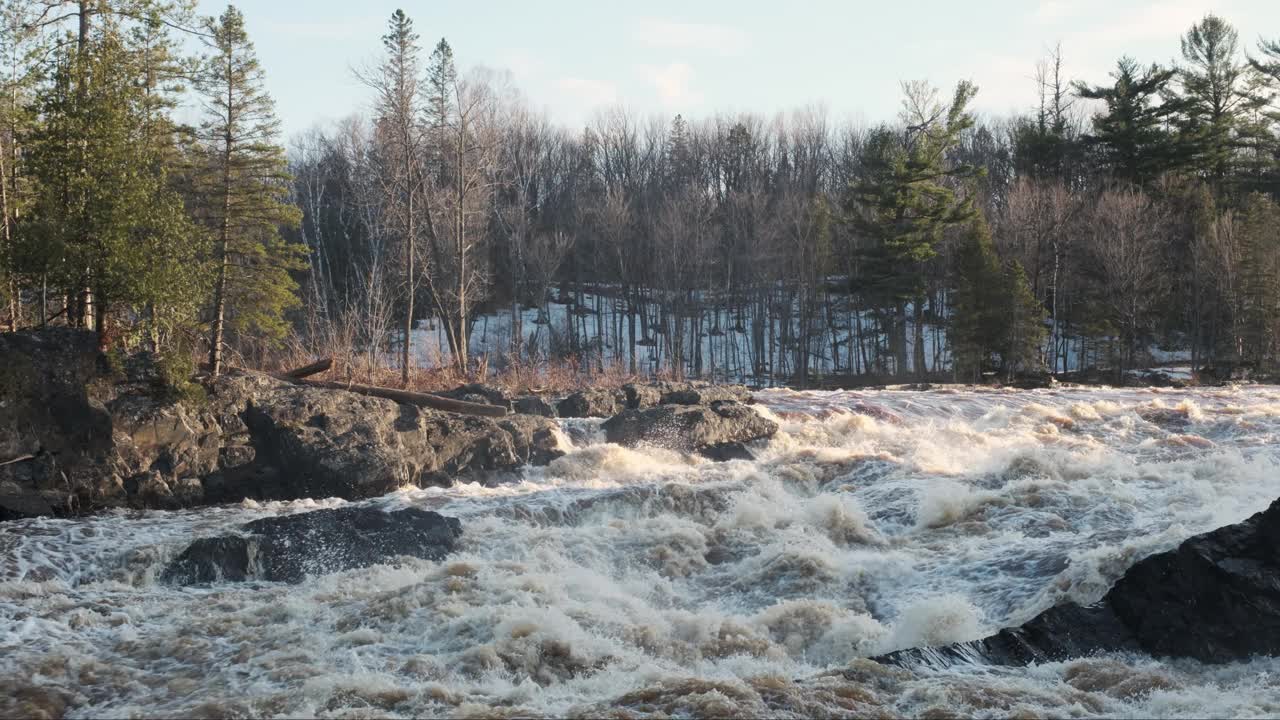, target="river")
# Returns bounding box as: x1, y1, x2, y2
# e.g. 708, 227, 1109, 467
5, 385, 1280, 718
